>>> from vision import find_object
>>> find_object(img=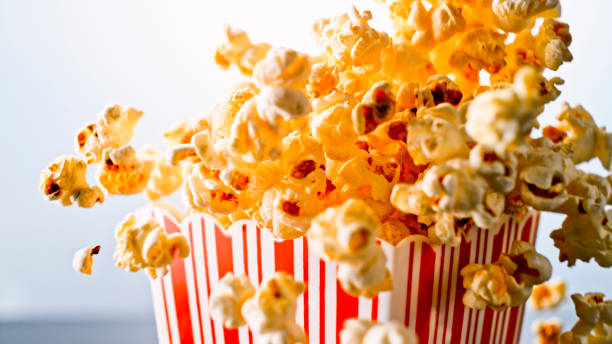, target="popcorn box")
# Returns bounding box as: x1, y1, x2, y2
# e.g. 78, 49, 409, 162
143, 206, 540, 344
